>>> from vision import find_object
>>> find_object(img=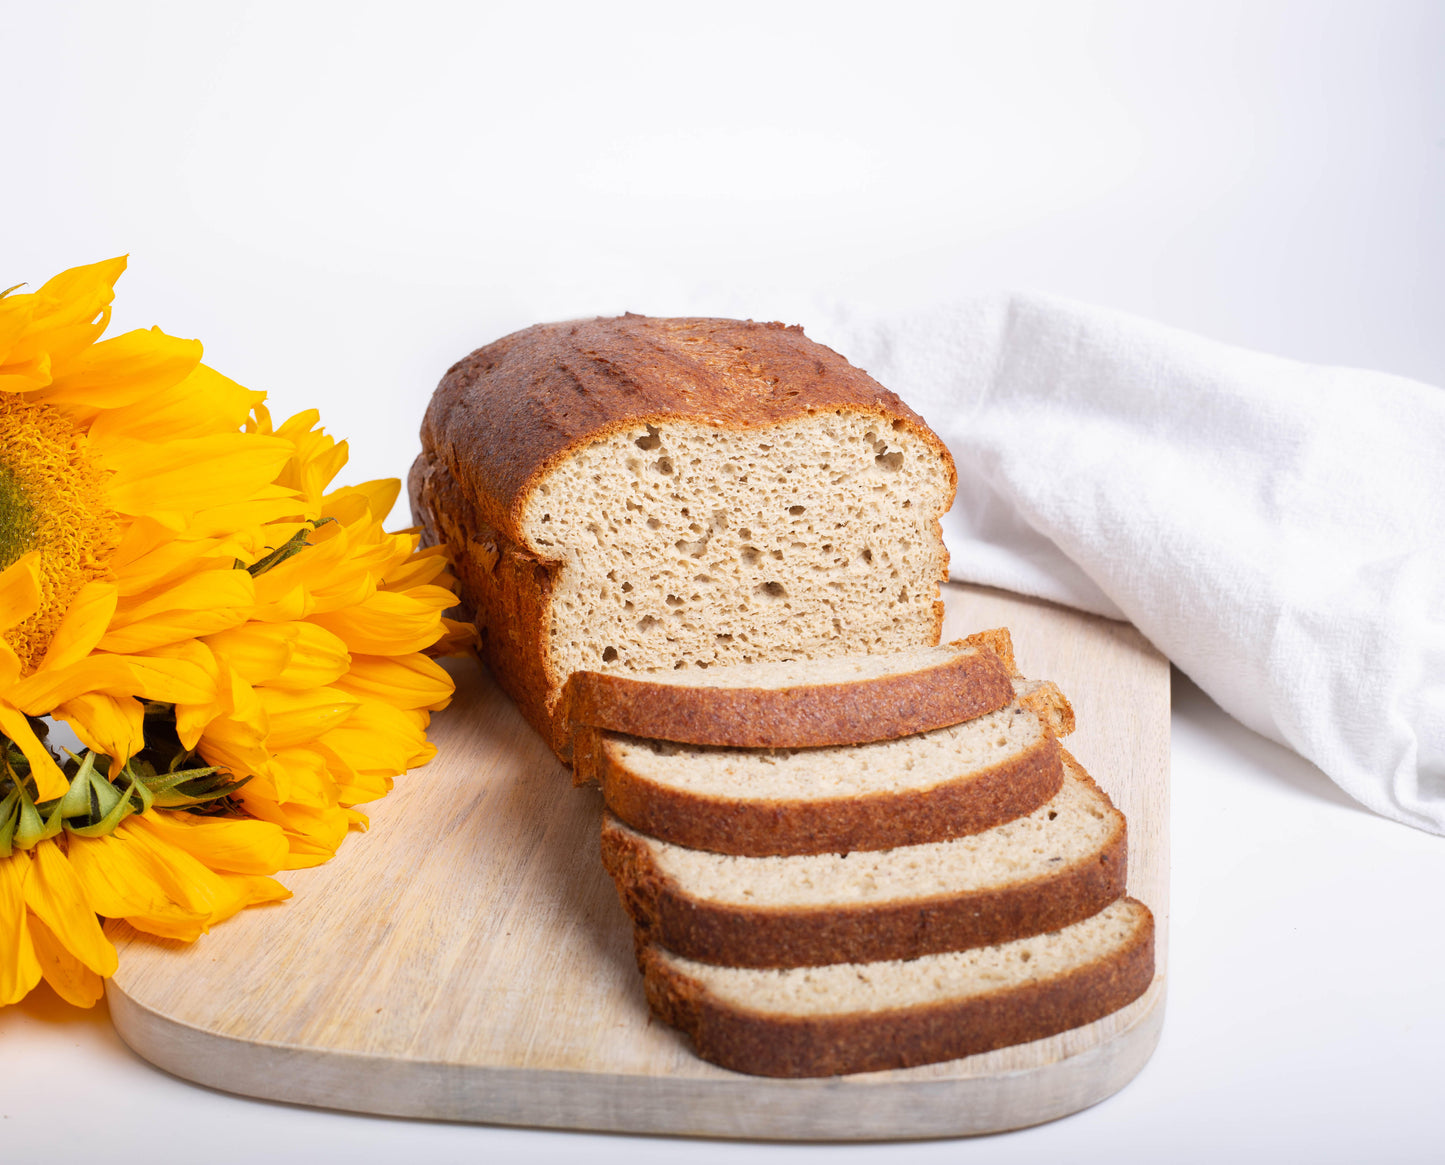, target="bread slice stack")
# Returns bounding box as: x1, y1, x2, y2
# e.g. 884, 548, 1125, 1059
573, 629, 1155, 1078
